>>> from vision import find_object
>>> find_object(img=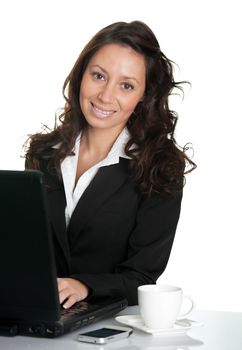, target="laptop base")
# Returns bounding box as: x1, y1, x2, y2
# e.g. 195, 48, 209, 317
0, 297, 127, 338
